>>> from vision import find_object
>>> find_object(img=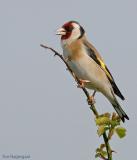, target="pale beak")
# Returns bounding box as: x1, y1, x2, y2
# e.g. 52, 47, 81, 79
56, 28, 66, 35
